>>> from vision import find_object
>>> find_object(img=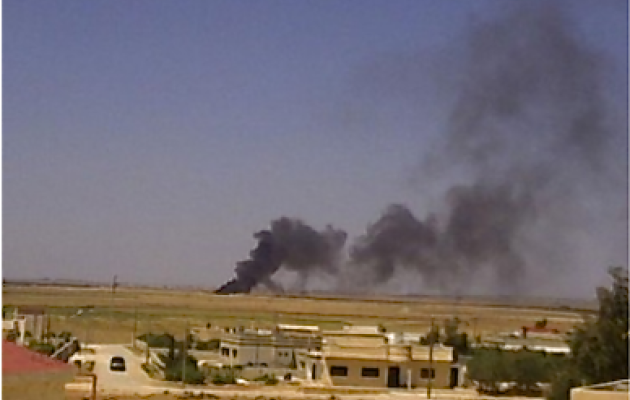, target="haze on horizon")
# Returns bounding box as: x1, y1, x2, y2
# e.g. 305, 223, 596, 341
4, 0, 628, 297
